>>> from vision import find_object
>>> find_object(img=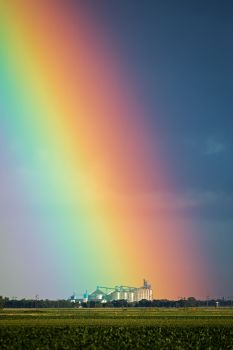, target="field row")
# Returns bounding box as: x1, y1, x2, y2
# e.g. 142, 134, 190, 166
1, 307, 233, 327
